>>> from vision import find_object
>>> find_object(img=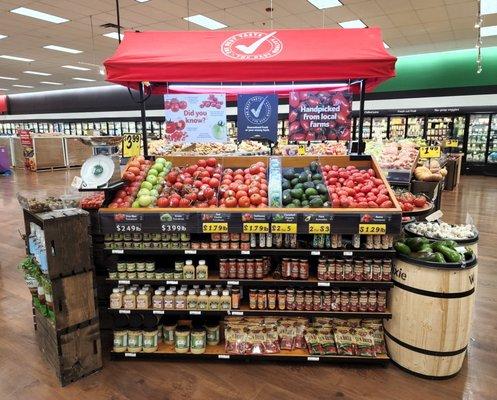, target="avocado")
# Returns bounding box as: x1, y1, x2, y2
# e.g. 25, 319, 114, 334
305, 188, 318, 197
301, 200, 309, 207
315, 183, 328, 195
299, 171, 311, 183
294, 183, 304, 190
292, 199, 301, 207
312, 173, 323, 181
290, 188, 304, 199
283, 168, 296, 180
290, 178, 300, 187
303, 181, 315, 190
309, 197, 324, 208
282, 179, 290, 190
309, 161, 319, 173
282, 190, 292, 205
320, 194, 329, 203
